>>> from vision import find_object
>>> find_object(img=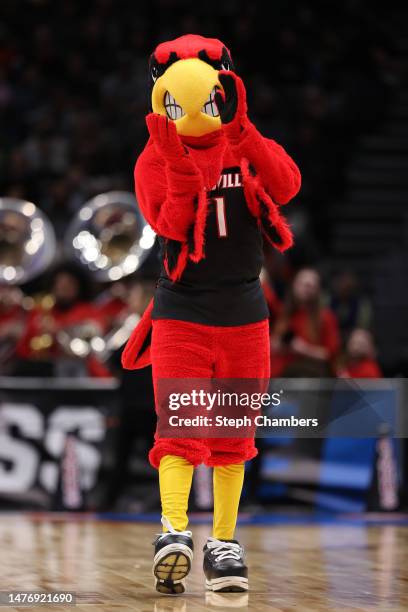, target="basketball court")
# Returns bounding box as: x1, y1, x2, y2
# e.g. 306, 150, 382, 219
1, 513, 407, 611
